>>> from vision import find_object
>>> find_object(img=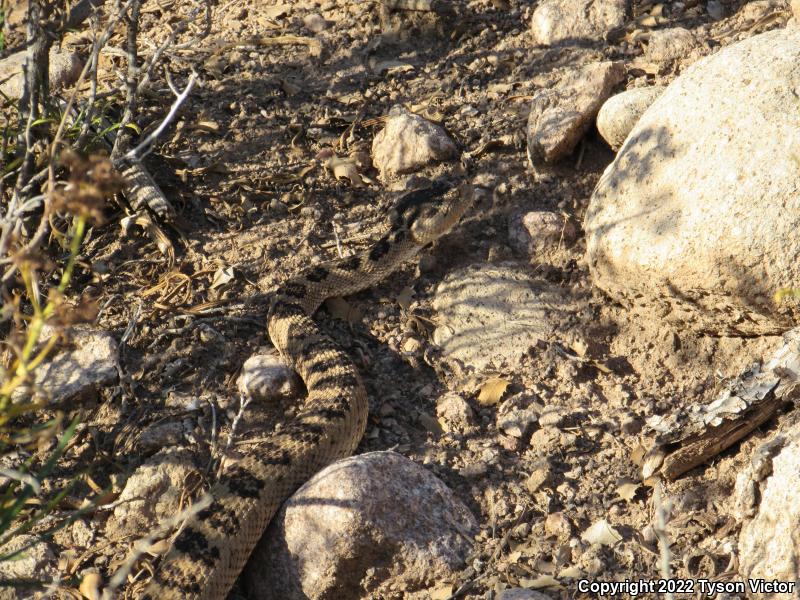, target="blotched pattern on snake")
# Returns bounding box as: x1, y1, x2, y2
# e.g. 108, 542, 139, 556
142, 180, 474, 599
